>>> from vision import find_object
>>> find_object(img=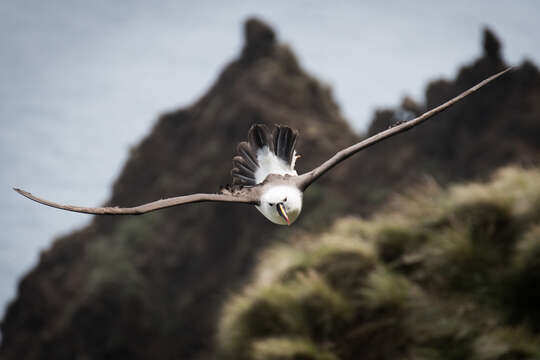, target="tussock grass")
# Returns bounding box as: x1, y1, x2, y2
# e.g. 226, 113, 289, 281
218, 167, 540, 360
474, 326, 540, 360
513, 225, 540, 268
251, 337, 338, 360
254, 230, 376, 298
86, 213, 161, 296
361, 266, 421, 310
219, 271, 350, 359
